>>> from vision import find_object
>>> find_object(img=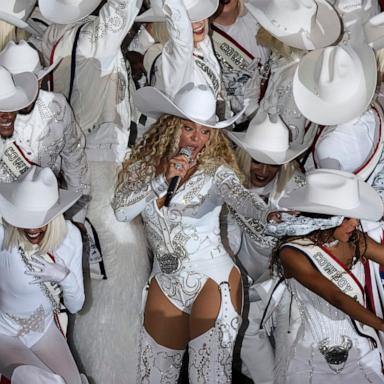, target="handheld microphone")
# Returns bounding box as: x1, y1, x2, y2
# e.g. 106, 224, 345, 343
164, 146, 193, 207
